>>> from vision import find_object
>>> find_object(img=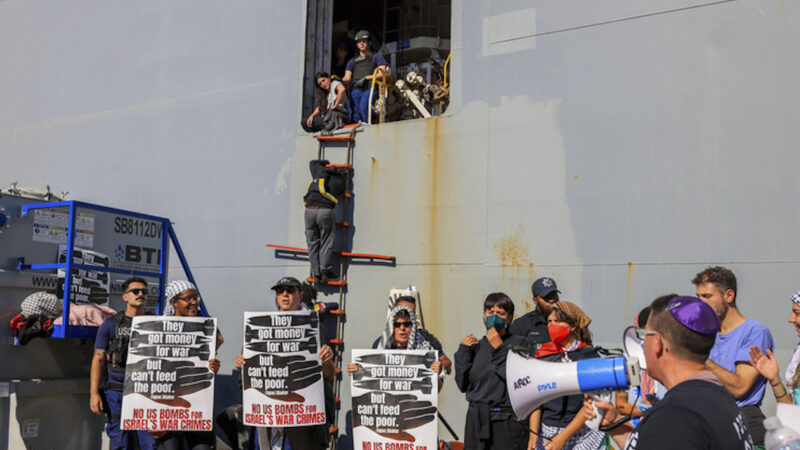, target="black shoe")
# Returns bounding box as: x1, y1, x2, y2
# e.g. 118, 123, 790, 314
321, 269, 338, 281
